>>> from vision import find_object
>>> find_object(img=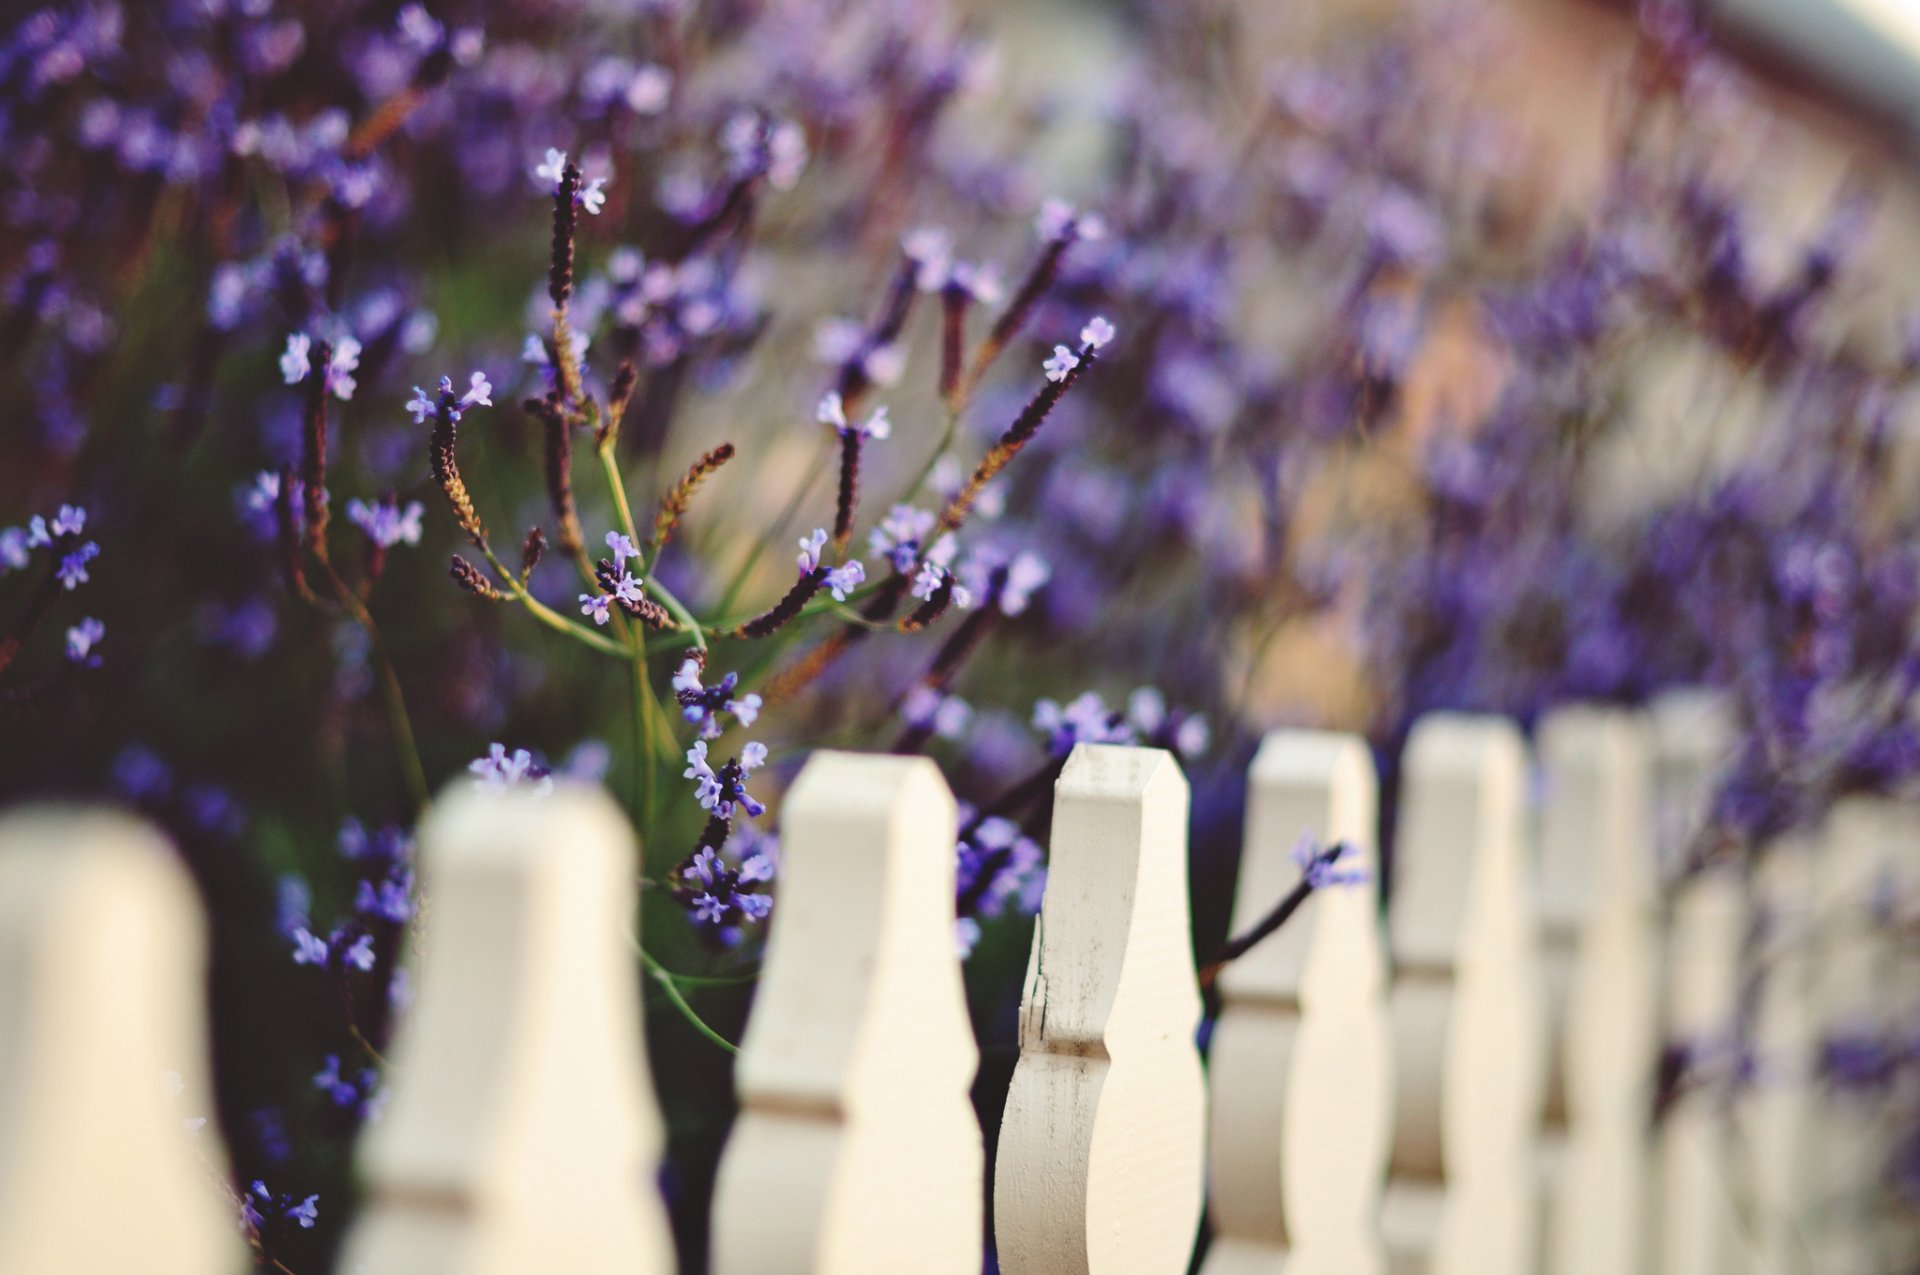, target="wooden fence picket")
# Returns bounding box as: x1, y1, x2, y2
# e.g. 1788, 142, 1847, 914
1741, 833, 1817, 1275
1202, 731, 1391, 1275
340, 782, 675, 1275
1805, 798, 1897, 1275
1647, 688, 1743, 1275
1533, 707, 1659, 1275
0, 808, 244, 1275
994, 743, 1205, 1275
711, 752, 982, 1275
1379, 714, 1543, 1275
